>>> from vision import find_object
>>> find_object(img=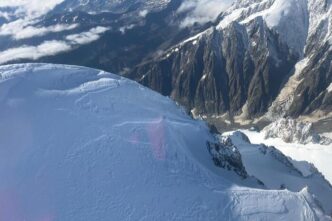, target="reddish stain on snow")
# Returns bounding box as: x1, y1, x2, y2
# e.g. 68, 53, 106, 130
0, 189, 55, 221
147, 117, 166, 160
129, 131, 140, 145
0, 190, 24, 221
